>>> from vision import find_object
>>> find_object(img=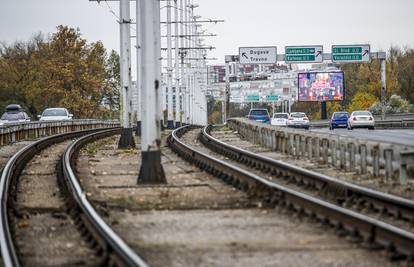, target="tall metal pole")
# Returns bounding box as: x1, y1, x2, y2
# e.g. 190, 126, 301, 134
118, 0, 135, 148
224, 59, 230, 122
179, 0, 185, 125
166, 0, 174, 128
184, 0, 190, 124
174, 0, 181, 128
381, 59, 387, 120
155, 0, 164, 132
135, 0, 142, 136
137, 0, 166, 184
